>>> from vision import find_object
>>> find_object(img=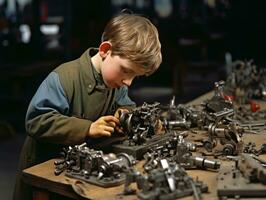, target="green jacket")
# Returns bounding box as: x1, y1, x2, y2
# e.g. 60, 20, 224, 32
13, 48, 135, 200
